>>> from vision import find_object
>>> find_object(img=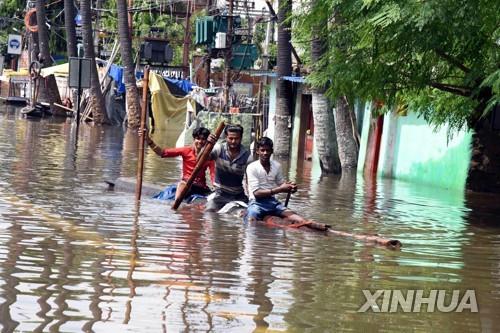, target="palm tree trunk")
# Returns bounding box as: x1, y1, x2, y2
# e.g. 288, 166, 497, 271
81, 0, 107, 124
335, 96, 359, 169
311, 91, 341, 173
116, 0, 141, 128
35, 0, 51, 67
467, 116, 500, 193
310, 28, 341, 173
274, 0, 293, 157
64, 0, 77, 57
